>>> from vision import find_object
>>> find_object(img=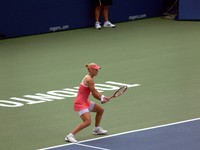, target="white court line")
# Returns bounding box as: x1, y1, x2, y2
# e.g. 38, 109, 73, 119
38, 117, 200, 150
75, 143, 110, 150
